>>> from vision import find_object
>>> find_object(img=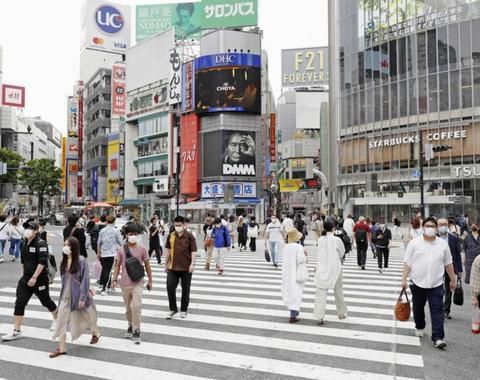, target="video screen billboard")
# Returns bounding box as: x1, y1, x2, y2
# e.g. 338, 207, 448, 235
203, 130, 256, 177
195, 53, 261, 114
